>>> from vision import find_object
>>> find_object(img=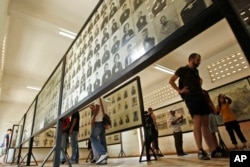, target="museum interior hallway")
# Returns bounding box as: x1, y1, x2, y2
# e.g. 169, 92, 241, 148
3, 153, 230, 167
